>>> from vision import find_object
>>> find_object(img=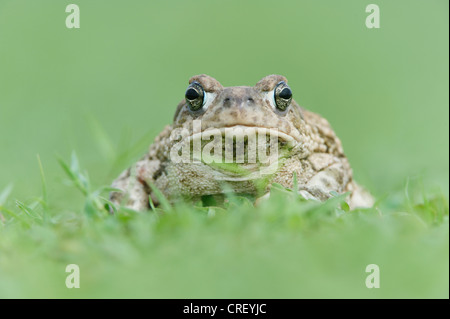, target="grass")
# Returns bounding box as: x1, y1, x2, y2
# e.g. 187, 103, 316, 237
0, 154, 448, 298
